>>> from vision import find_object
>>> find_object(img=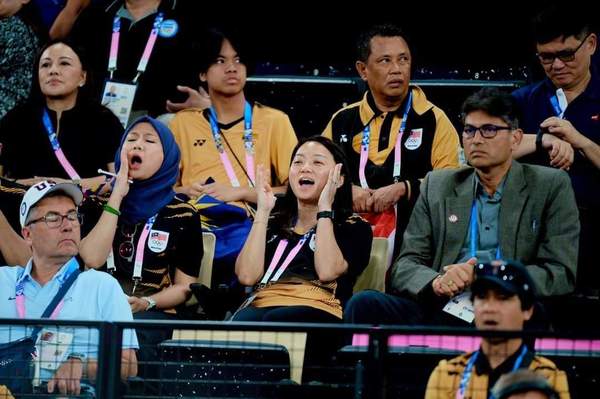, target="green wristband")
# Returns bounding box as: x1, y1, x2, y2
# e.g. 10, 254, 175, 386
103, 204, 121, 216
